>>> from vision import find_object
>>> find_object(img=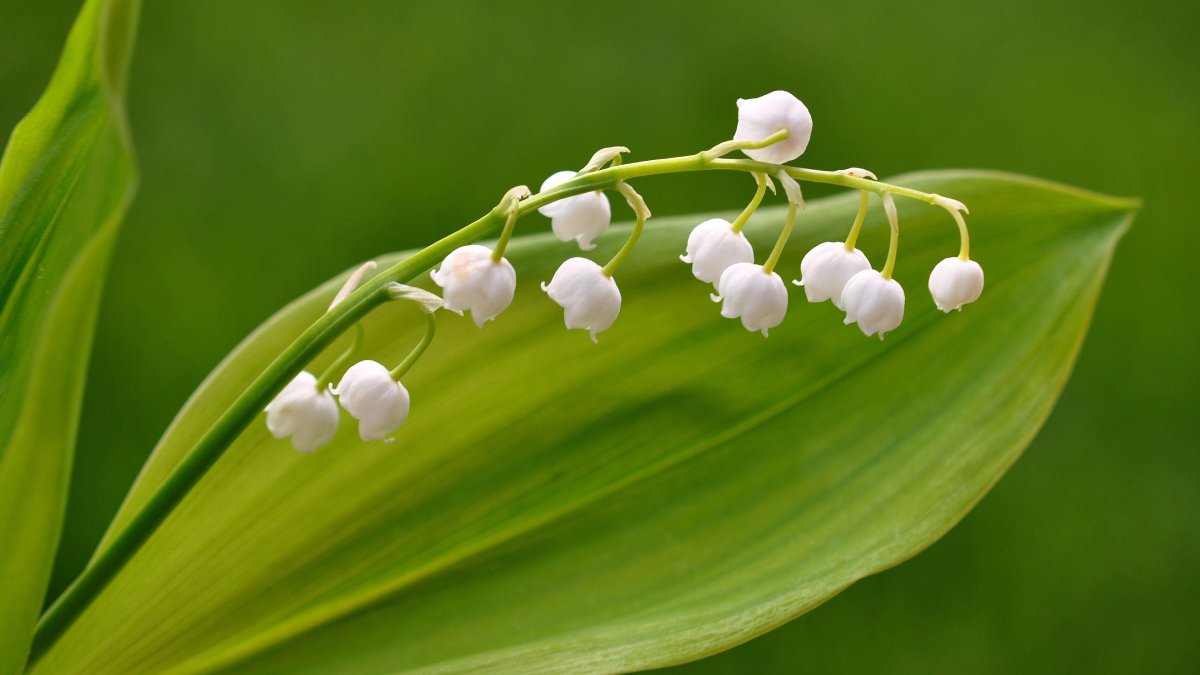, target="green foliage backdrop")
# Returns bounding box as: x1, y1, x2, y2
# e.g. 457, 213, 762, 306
2, 0, 1196, 672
